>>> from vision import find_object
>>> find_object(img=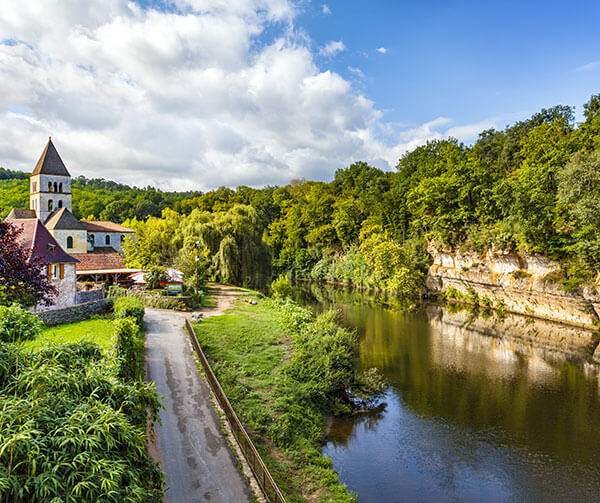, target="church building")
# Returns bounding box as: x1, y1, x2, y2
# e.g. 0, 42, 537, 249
5, 138, 139, 310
